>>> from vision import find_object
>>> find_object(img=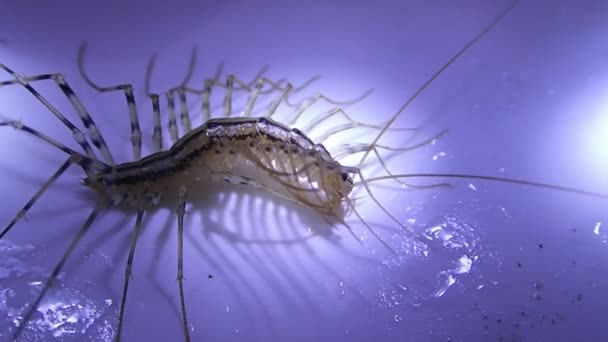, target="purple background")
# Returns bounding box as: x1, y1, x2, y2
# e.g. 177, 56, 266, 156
1, 1, 608, 341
